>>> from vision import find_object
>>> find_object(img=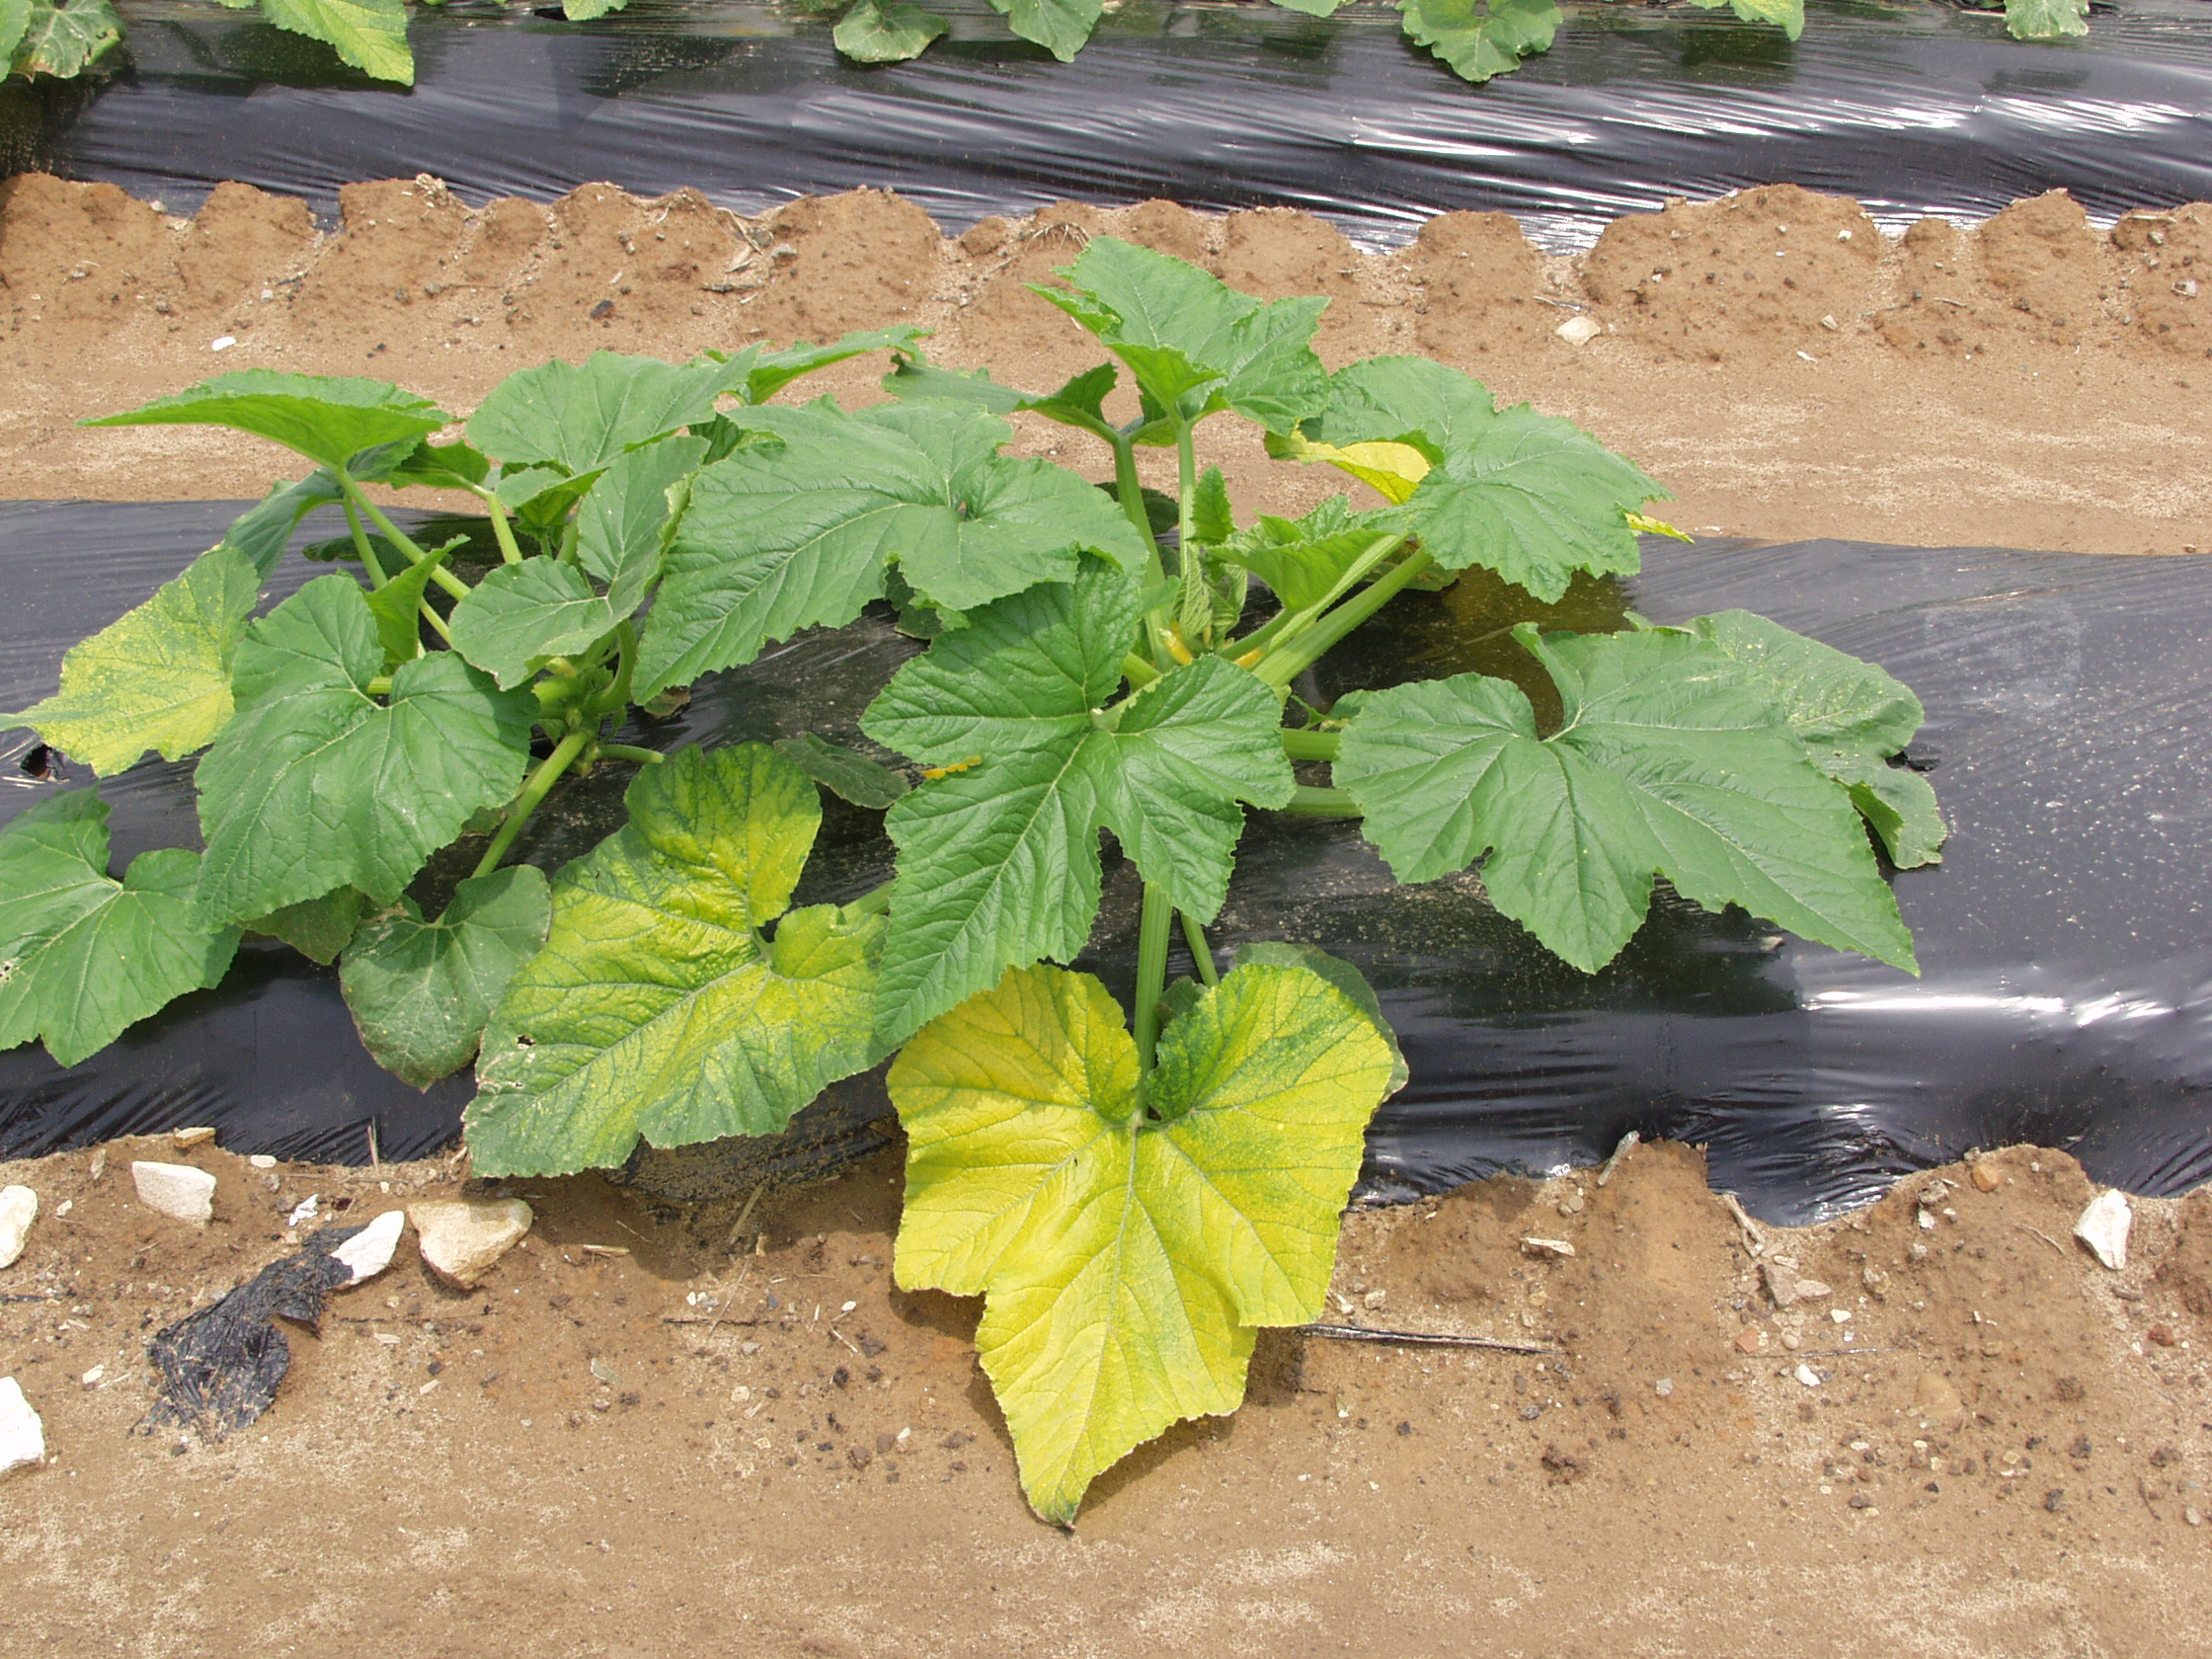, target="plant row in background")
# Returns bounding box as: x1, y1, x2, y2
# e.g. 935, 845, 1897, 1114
0, 241, 1944, 1521
2, 0, 2101, 90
